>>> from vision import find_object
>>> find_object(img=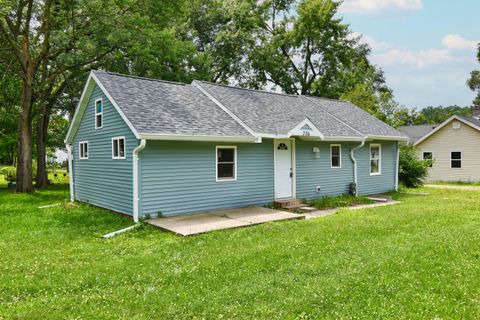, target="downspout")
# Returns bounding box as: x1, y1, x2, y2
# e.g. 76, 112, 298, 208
133, 139, 146, 223
395, 141, 400, 191
350, 136, 367, 196
66, 144, 74, 202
